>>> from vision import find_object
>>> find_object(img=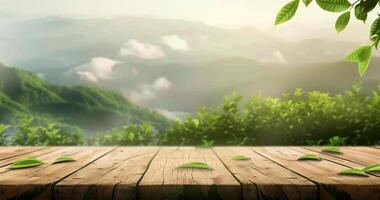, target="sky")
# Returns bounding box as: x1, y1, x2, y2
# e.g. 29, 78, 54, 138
0, 0, 374, 42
